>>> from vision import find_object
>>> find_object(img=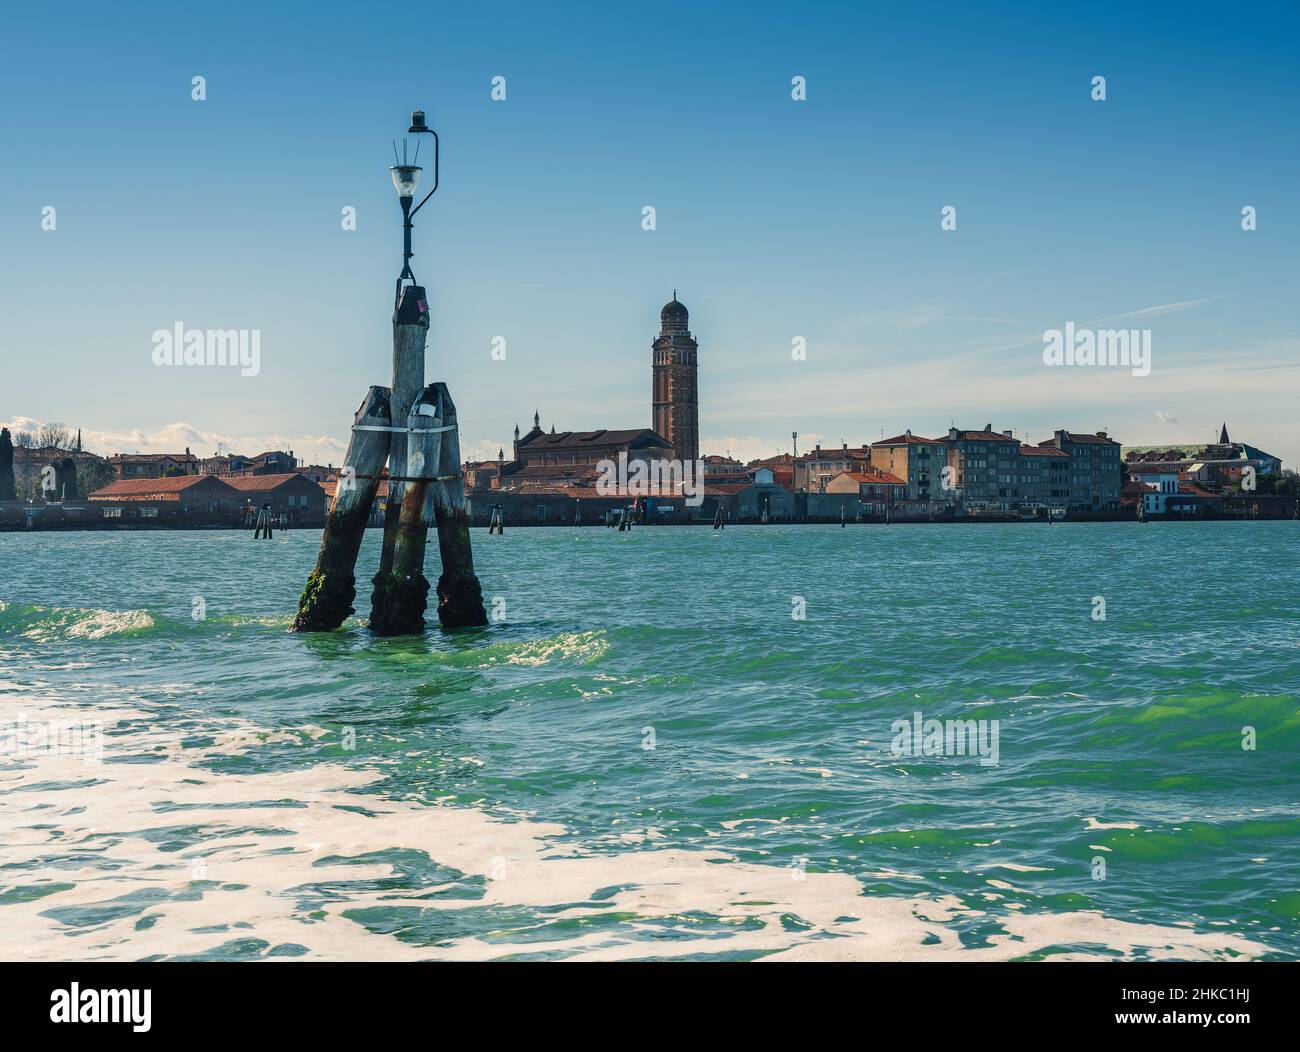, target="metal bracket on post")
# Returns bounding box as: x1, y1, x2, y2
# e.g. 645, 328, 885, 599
351, 424, 457, 435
